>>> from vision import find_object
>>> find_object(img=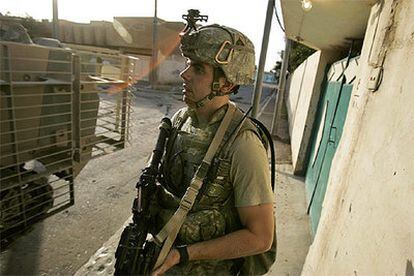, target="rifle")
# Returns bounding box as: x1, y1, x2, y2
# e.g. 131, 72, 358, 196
114, 117, 172, 275
115, 10, 209, 274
